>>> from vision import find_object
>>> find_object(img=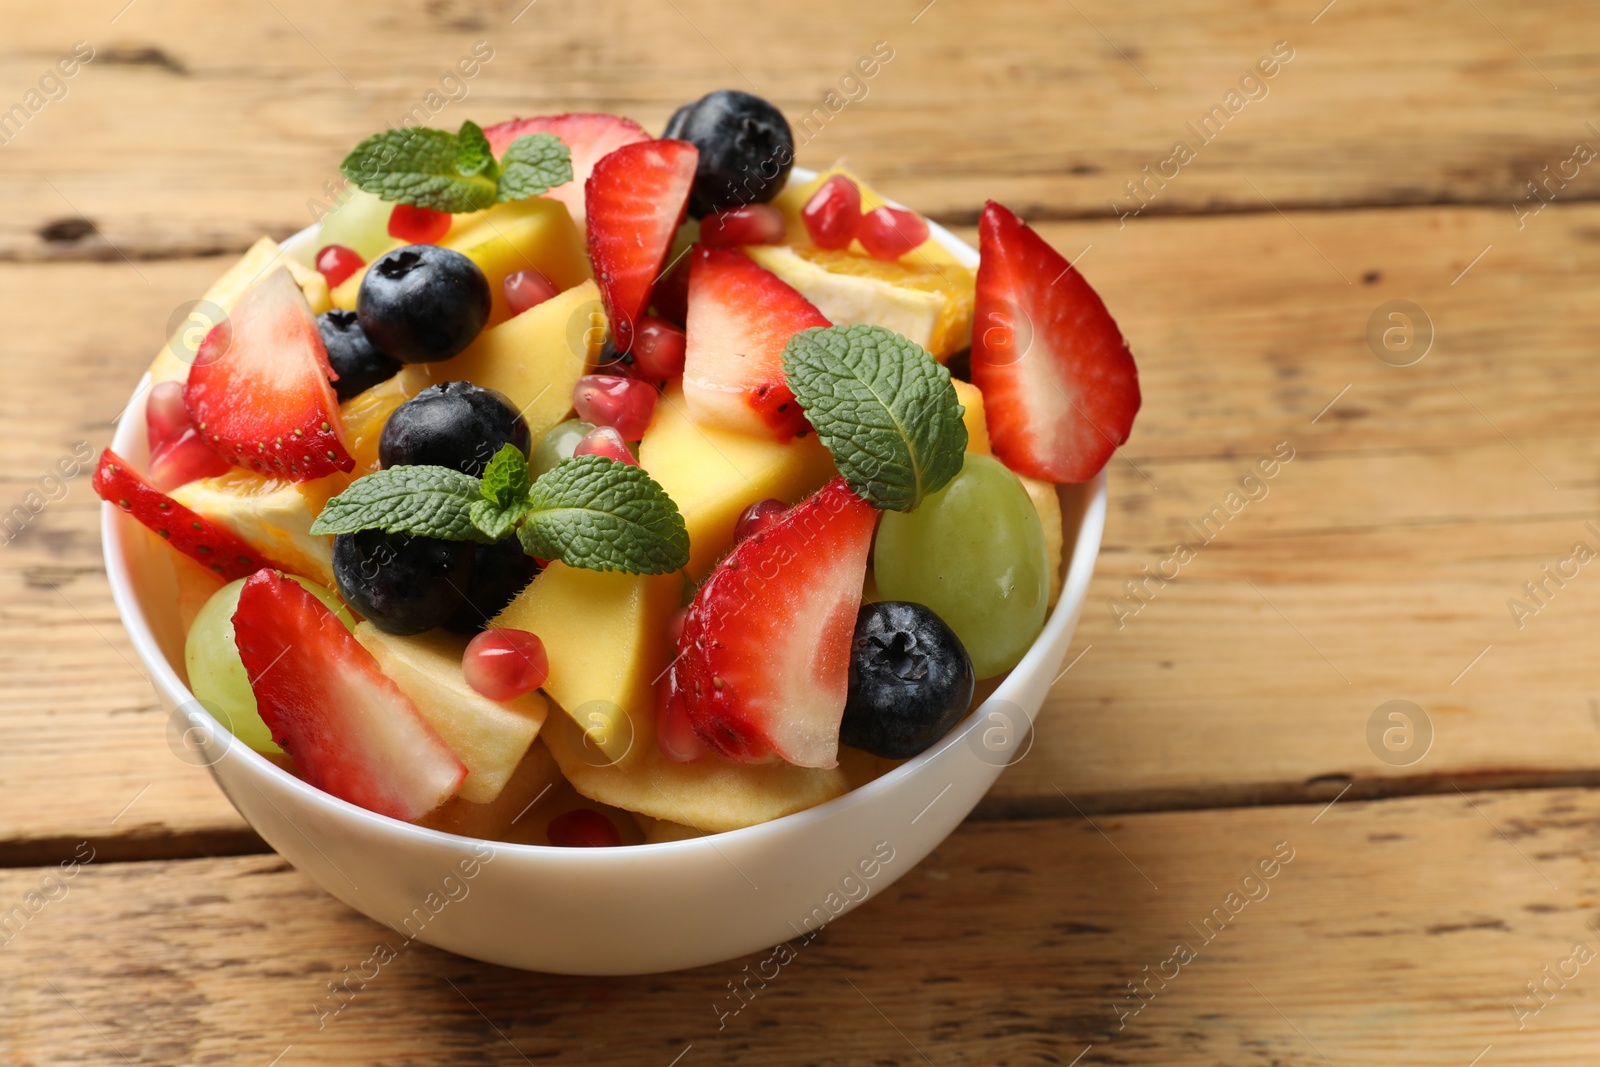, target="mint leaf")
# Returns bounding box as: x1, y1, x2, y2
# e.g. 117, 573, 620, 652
497, 134, 573, 202
455, 120, 500, 183
516, 455, 689, 574
470, 444, 533, 541
309, 467, 492, 541
340, 128, 498, 213
782, 324, 968, 511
